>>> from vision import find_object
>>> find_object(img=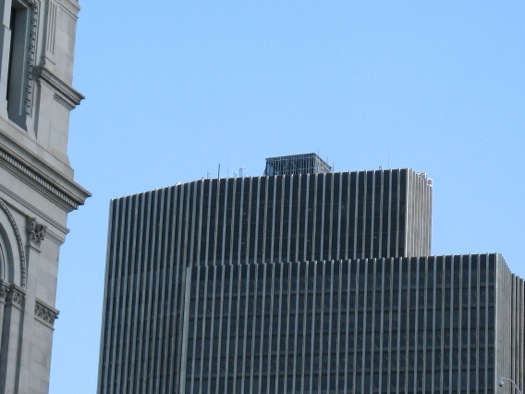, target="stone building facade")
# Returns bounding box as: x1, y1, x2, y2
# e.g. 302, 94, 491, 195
0, 0, 89, 392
